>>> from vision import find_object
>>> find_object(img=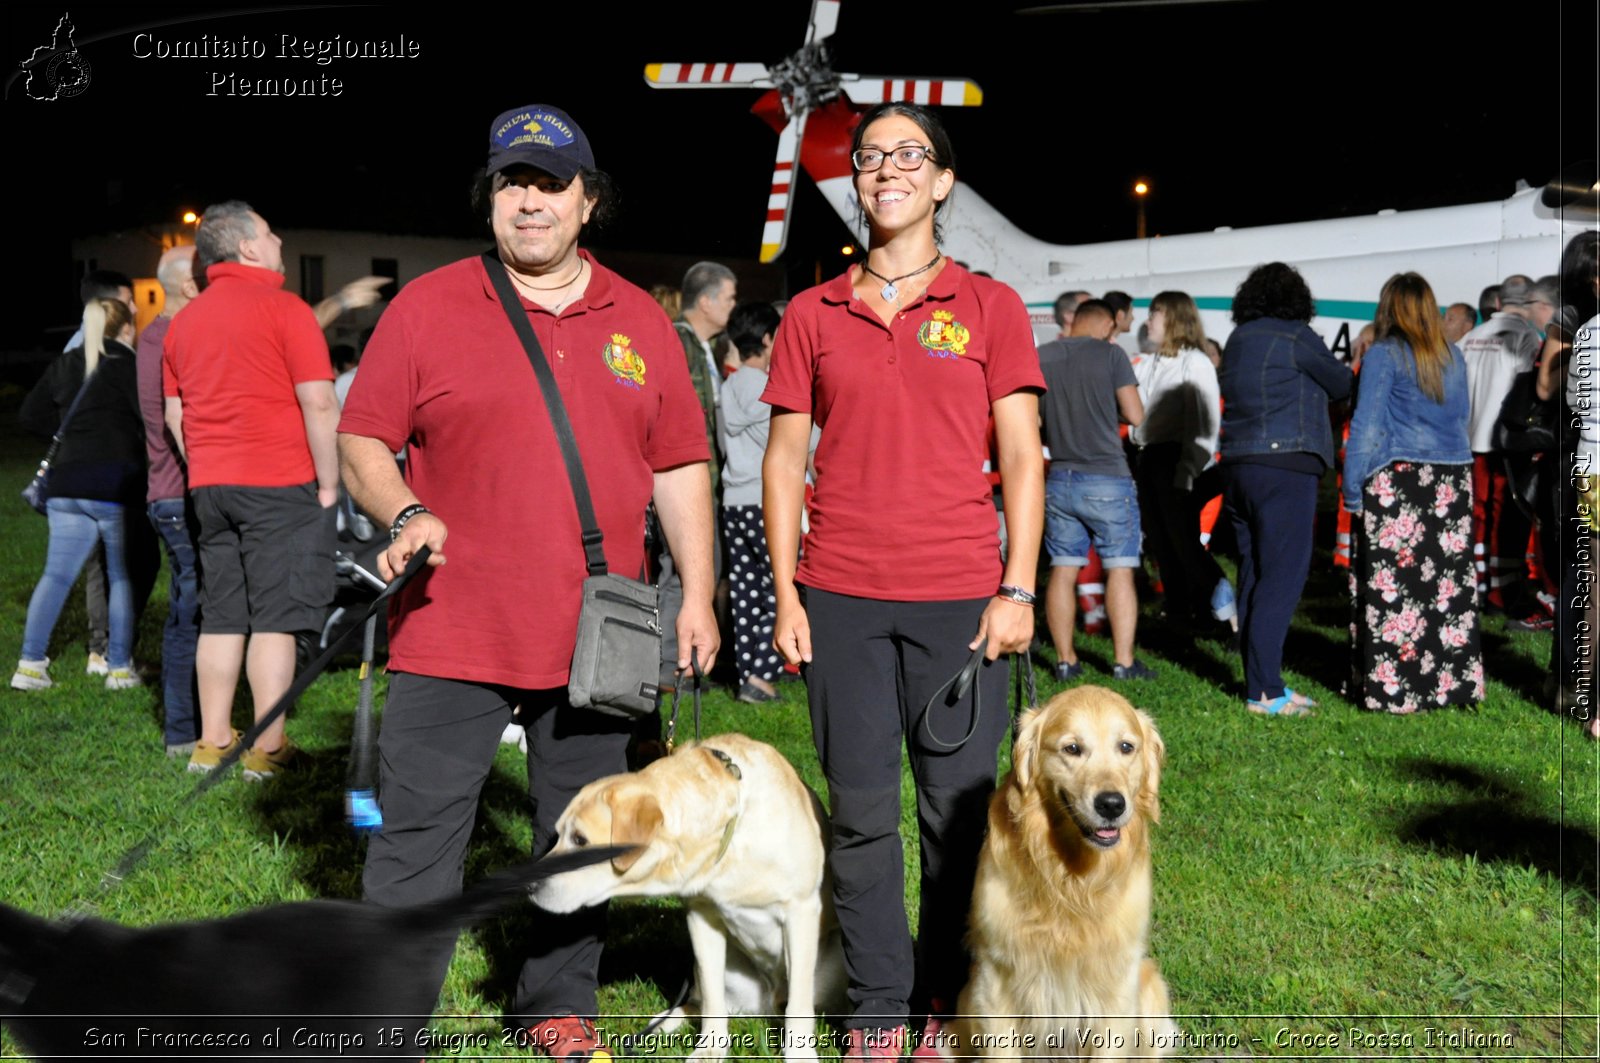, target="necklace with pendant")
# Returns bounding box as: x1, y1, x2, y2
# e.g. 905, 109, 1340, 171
861, 252, 942, 303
